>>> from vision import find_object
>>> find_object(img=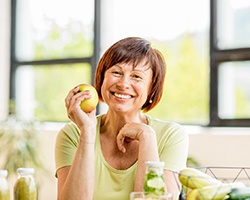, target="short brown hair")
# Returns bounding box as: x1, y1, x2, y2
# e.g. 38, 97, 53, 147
94, 37, 166, 112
